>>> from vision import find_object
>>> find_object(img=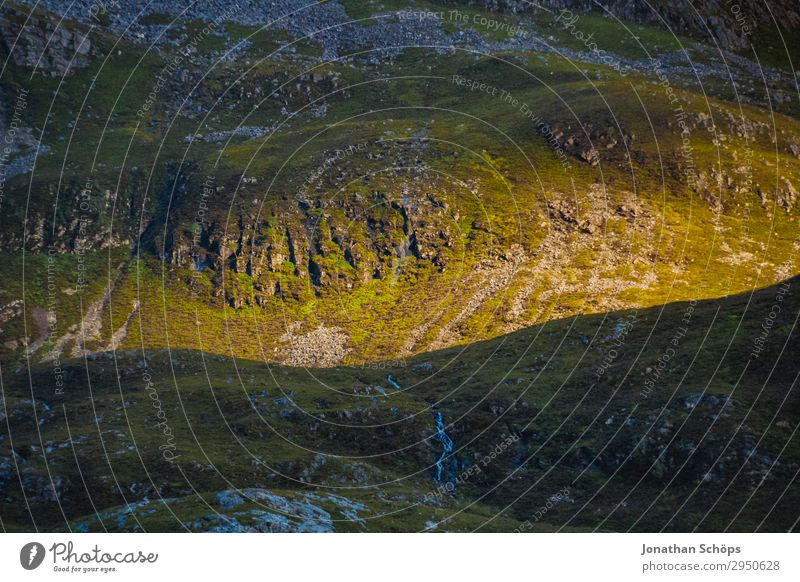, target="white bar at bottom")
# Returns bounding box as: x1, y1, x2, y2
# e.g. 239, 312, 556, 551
1, 533, 796, 581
